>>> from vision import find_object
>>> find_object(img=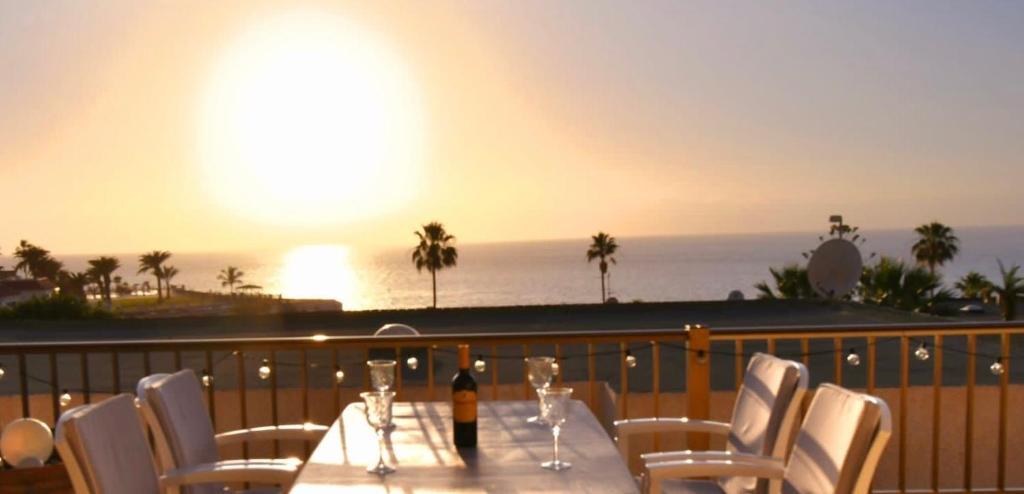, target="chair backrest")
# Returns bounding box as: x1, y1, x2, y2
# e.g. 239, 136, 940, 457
54, 395, 160, 494
782, 384, 892, 494
719, 353, 808, 493
140, 369, 221, 494
373, 323, 420, 336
